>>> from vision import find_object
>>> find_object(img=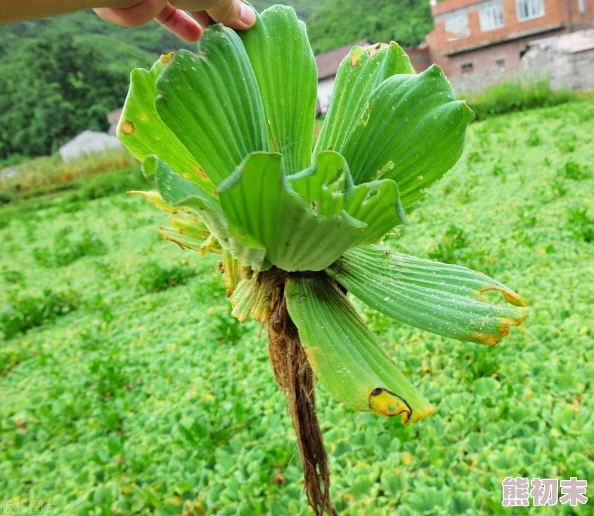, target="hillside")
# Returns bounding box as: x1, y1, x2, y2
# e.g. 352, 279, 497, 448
0, 0, 435, 160
0, 2, 323, 74
307, 0, 434, 53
